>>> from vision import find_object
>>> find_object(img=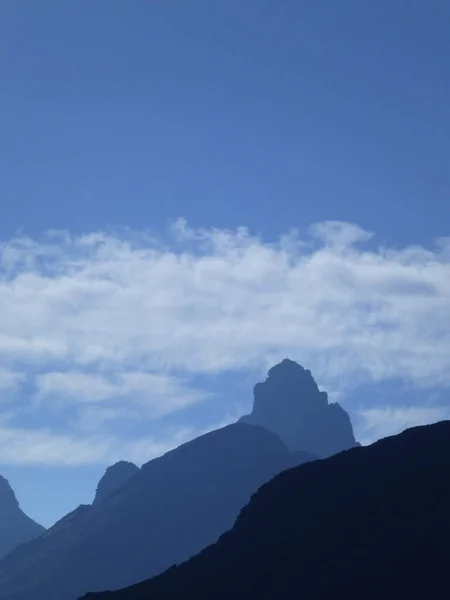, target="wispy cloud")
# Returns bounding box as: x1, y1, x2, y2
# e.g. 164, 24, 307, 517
0, 219, 449, 465
35, 371, 208, 417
